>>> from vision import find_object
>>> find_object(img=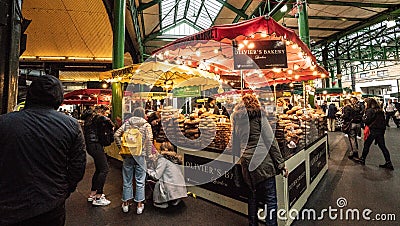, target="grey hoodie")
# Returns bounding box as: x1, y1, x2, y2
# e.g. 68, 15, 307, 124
114, 116, 153, 157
